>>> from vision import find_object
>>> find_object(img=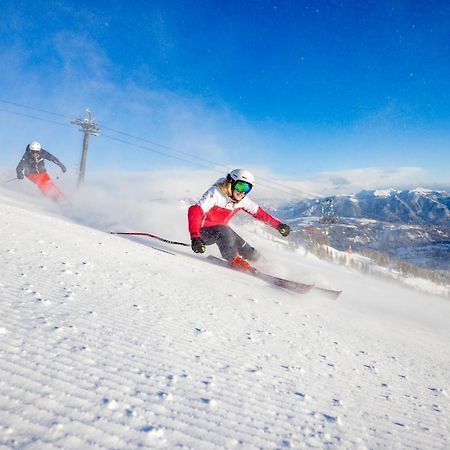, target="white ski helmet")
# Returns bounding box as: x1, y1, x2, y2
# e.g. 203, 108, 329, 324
227, 169, 255, 186
29, 141, 42, 152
